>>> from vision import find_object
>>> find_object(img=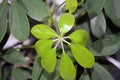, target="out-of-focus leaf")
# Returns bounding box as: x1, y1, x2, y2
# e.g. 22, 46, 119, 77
79, 73, 90, 80
12, 68, 31, 80
32, 56, 43, 80
86, 0, 106, 18
90, 12, 106, 38
35, 40, 53, 57
0, 65, 1, 80
66, 0, 78, 13
60, 53, 76, 80
92, 63, 114, 80
9, 0, 30, 41
20, 0, 49, 21
0, 0, 7, 42
69, 30, 89, 46
89, 39, 119, 56
70, 44, 95, 68
2, 49, 28, 64
104, 0, 120, 28
40, 59, 60, 80
31, 24, 56, 39
41, 48, 56, 73
2, 66, 12, 80
58, 13, 75, 35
